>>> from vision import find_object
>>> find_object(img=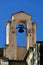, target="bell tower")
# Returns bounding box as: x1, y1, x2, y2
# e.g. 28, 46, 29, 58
3, 11, 36, 60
